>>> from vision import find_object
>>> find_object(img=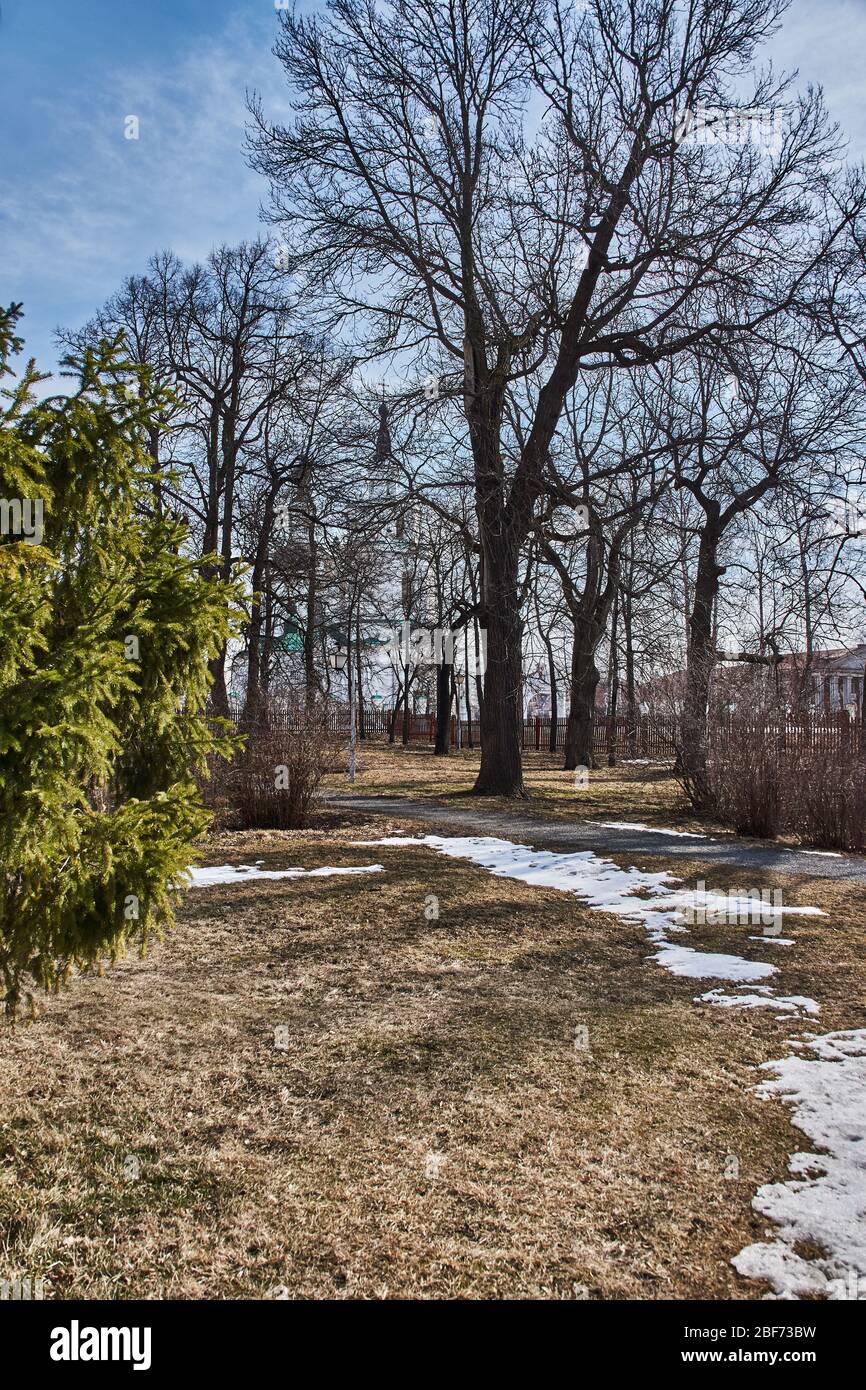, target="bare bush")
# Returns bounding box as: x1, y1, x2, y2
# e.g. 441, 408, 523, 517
203, 712, 340, 830
786, 751, 866, 852
685, 718, 866, 849
703, 728, 785, 838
